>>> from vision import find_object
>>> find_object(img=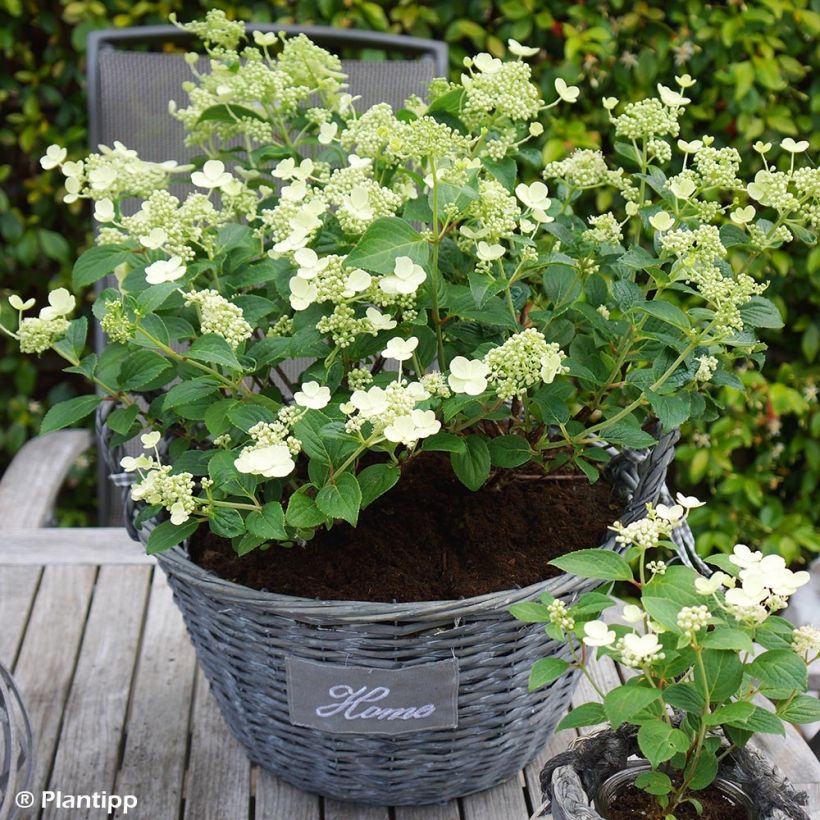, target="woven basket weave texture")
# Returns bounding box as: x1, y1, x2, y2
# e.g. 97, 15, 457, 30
107, 425, 682, 806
